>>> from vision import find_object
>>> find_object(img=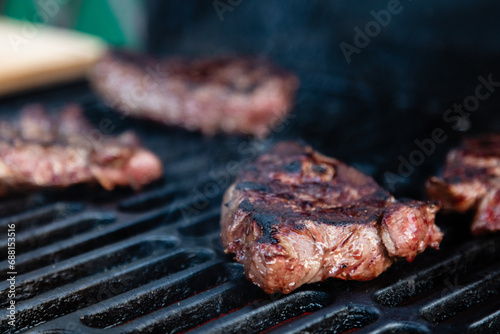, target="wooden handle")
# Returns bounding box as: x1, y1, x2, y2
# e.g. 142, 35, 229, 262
0, 17, 107, 96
